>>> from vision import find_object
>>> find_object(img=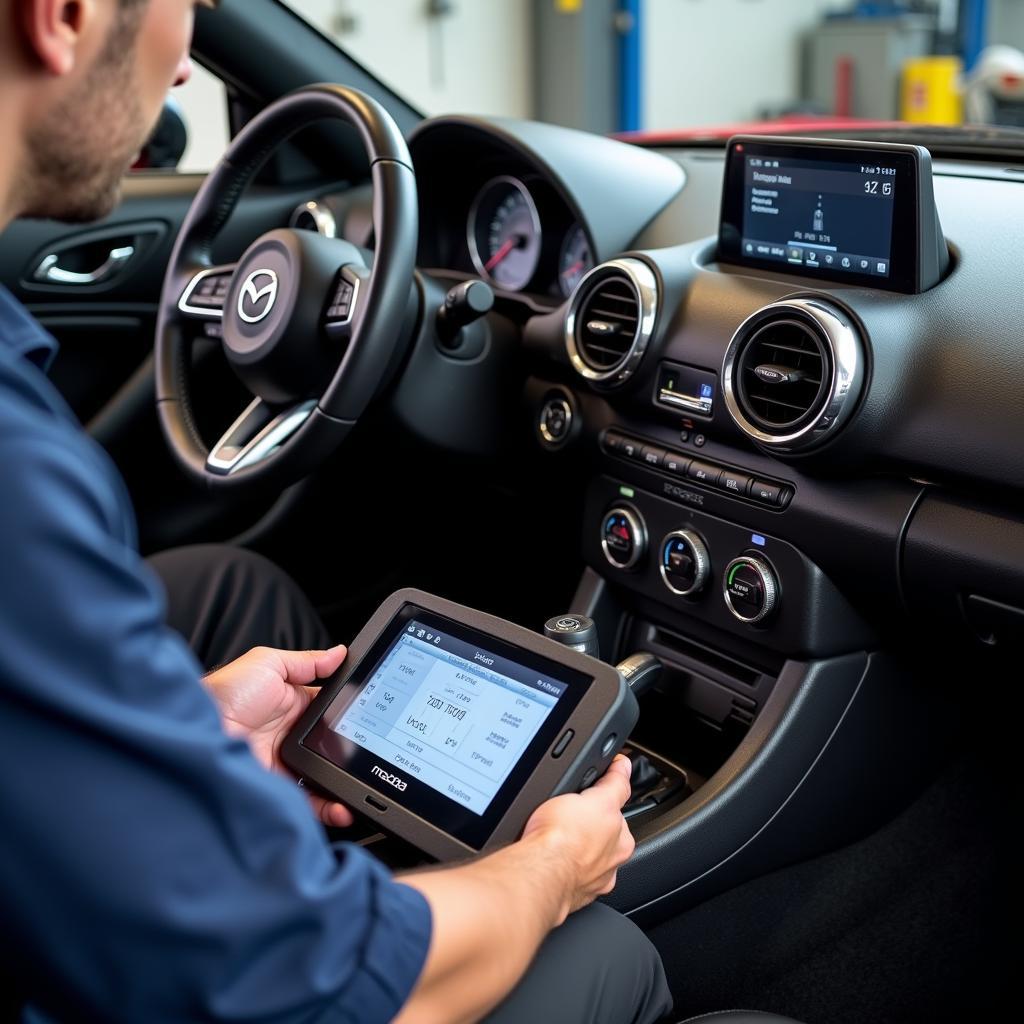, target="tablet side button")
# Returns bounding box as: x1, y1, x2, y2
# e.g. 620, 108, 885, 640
552, 729, 574, 758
